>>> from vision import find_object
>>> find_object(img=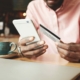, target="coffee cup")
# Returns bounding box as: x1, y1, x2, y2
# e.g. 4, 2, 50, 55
0, 42, 17, 55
